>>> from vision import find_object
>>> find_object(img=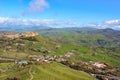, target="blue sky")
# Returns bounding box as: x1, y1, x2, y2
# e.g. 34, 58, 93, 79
0, 0, 120, 28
